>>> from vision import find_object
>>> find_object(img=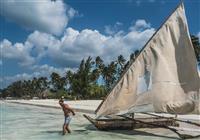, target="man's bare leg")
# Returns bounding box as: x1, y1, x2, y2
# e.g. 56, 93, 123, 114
65, 125, 71, 133
63, 124, 67, 135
